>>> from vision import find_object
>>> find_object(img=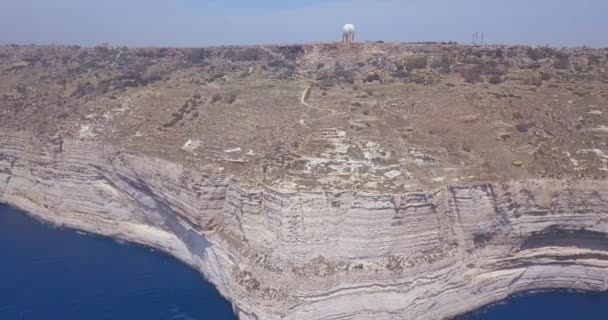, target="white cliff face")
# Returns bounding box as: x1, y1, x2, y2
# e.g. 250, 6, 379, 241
1, 131, 608, 320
